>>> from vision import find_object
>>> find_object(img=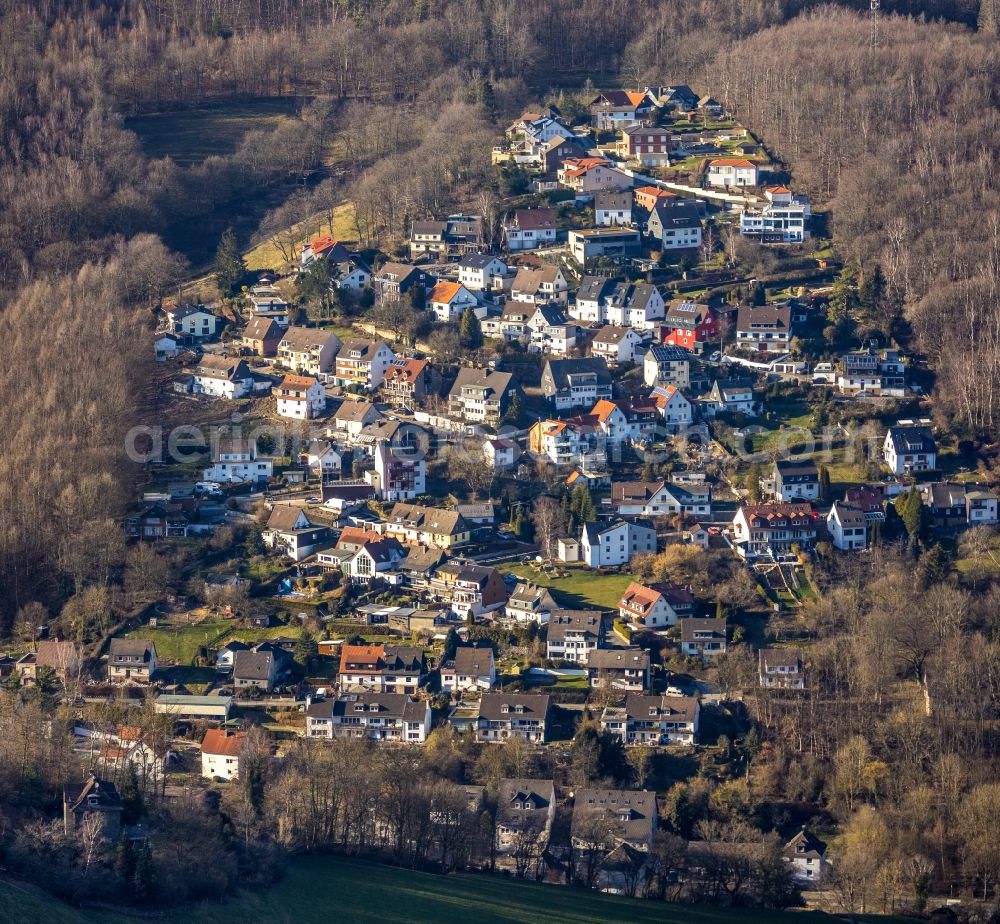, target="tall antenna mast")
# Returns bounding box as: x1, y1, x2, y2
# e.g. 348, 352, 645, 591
870, 0, 880, 50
